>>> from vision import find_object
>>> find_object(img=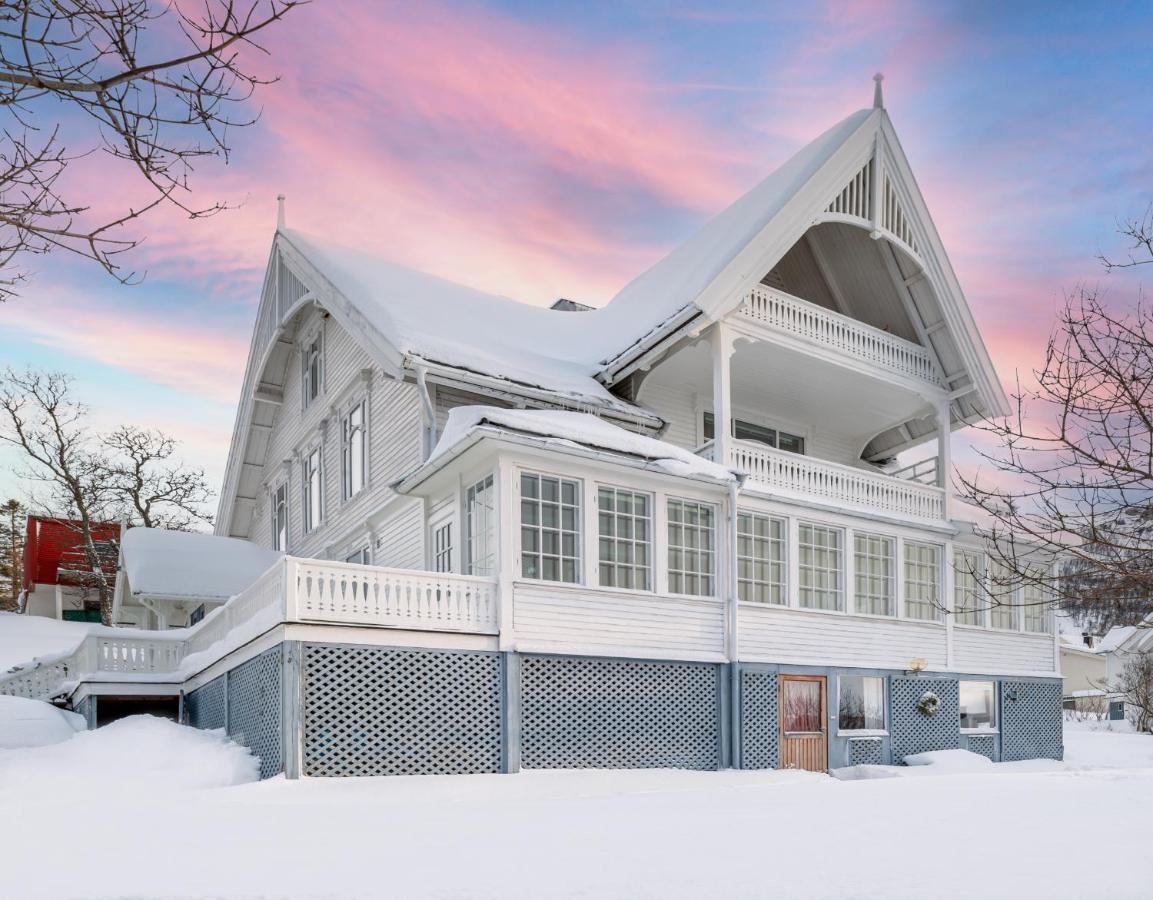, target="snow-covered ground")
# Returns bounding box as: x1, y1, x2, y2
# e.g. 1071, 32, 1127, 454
2, 713, 1151, 899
